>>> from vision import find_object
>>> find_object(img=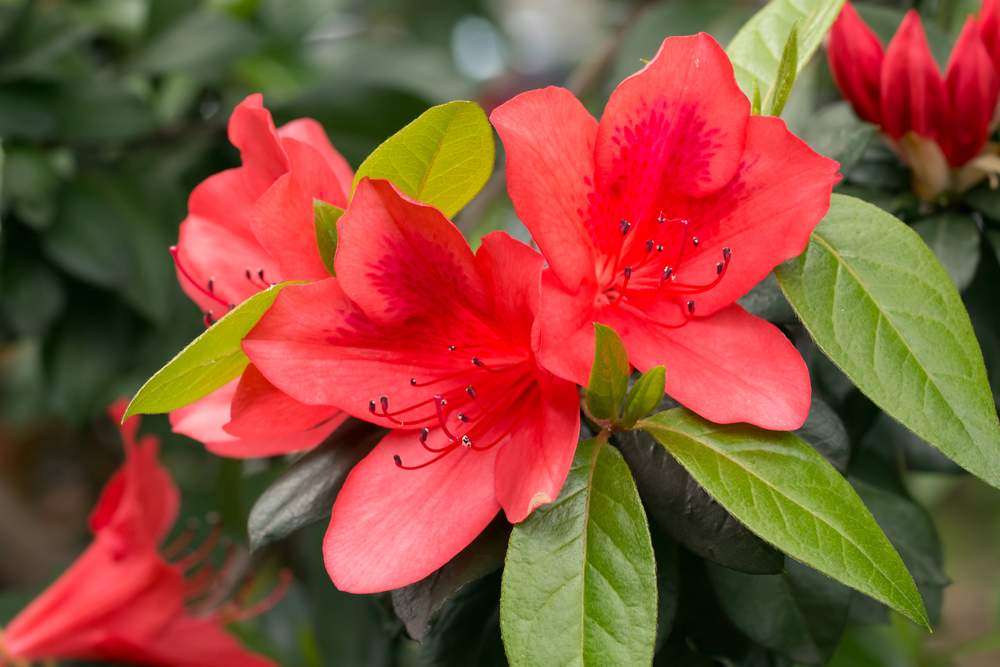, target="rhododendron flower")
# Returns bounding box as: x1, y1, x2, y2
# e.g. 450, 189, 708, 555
243, 179, 581, 592
0, 402, 280, 667
490, 34, 839, 431
829, 3, 1000, 198
170, 94, 348, 457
